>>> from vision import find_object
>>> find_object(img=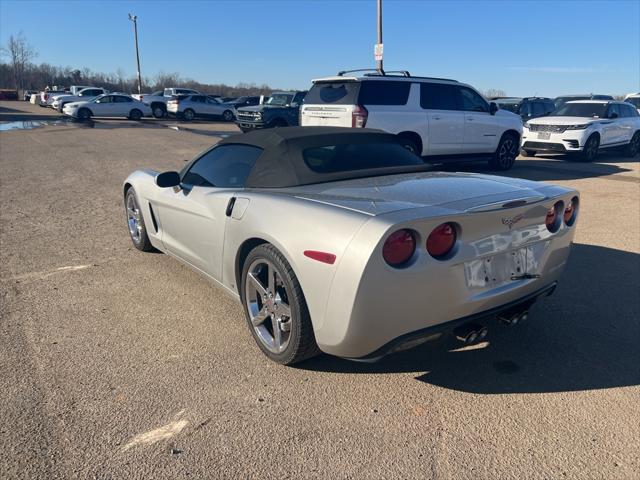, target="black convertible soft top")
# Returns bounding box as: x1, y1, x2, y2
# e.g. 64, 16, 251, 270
216, 126, 429, 188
